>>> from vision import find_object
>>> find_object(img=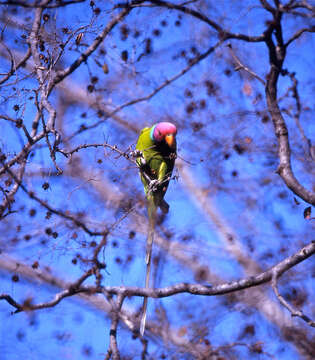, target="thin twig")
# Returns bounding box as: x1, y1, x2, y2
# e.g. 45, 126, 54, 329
2, 161, 105, 236
59, 142, 137, 165
0, 131, 45, 177
120, 0, 267, 42
0, 294, 23, 313
66, 40, 223, 140
227, 43, 265, 85
271, 271, 315, 327
0, 0, 85, 8
50, 6, 132, 93
0, 158, 26, 219
285, 26, 315, 48
40, 113, 63, 174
